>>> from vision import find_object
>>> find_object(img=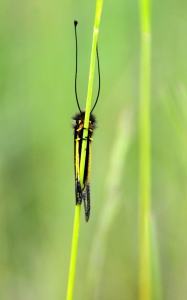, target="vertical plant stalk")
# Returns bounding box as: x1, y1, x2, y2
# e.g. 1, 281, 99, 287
66, 1, 104, 300
79, 0, 103, 185
138, 0, 151, 299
